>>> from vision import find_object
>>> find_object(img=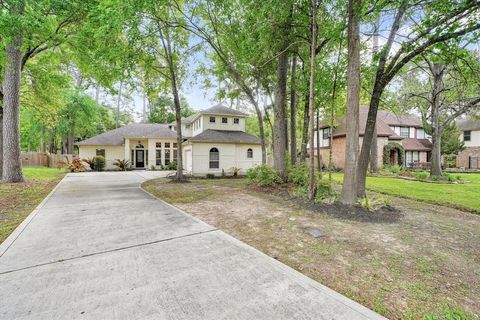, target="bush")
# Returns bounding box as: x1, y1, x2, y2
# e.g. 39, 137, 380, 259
415, 171, 429, 180
113, 159, 131, 171
389, 165, 401, 174
170, 161, 177, 170
247, 164, 281, 186
93, 156, 106, 171
206, 173, 215, 179
431, 175, 439, 181
288, 163, 309, 187
444, 173, 454, 182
